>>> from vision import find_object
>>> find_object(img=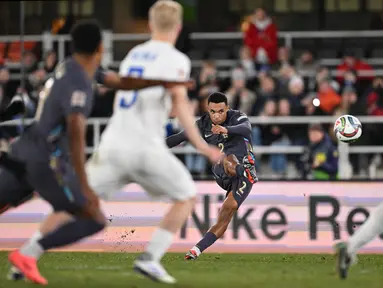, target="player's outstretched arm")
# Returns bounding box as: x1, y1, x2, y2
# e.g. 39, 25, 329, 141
165, 131, 187, 148
99, 70, 192, 91
170, 86, 222, 163
67, 114, 89, 188
63, 87, 100, 207
66, 113, 99, 207
226, 116, 252, 137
